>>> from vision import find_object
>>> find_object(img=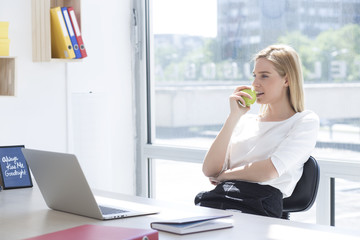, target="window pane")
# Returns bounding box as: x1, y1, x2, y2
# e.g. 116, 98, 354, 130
335, 178, 360, 227
150, 0, 360, 226
153, 0, 360, 160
